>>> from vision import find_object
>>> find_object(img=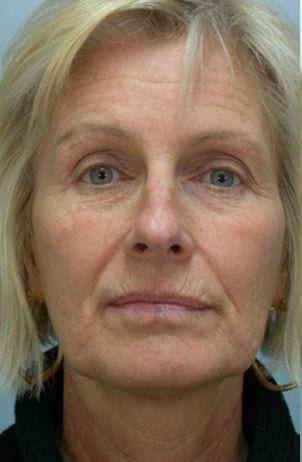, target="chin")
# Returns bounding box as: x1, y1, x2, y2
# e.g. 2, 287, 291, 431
100, 355, 227, 392
68, 337, 245, 392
